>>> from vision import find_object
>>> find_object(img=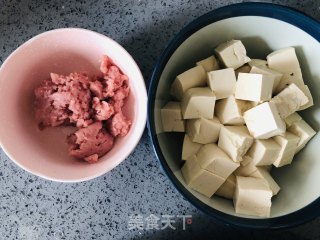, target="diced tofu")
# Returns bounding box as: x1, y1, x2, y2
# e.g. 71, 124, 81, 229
287, 119, 316, 153
181, 87, 216, 119
250, 65, 283, 93
270, 83, 309, 119
251, 101, 262, 107
284, 112, 302, 127
267, 47, 301, 73
182, 134, 203, 161
186, 117, 222, 144
247, 139, 281, 166
263, 165, 273, 172
170, 66, 207, 100
248, 59, 268, 68
235, 73, 274, 102
250, 167, 280, 196
215, 96, 253, 125
161, 101, 185, 132
240, 155, 253, 167
273, 132, 300, 167
216, 174, 236, 199
218, 126, 253, 162
275, 69, 305, 93
196, 143, 240, 178
215, 40, 251, 69
207, 68, 237, 99
267, 47, 305, 93
181, 155, 225, 197
234, 156, 258, 177
234, 176, 272, 217
164, 119, 183, 132
243, 102, 286, 139
196, 55, 220, 72
298, 85, 314, 110
235, 64, 251, 77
